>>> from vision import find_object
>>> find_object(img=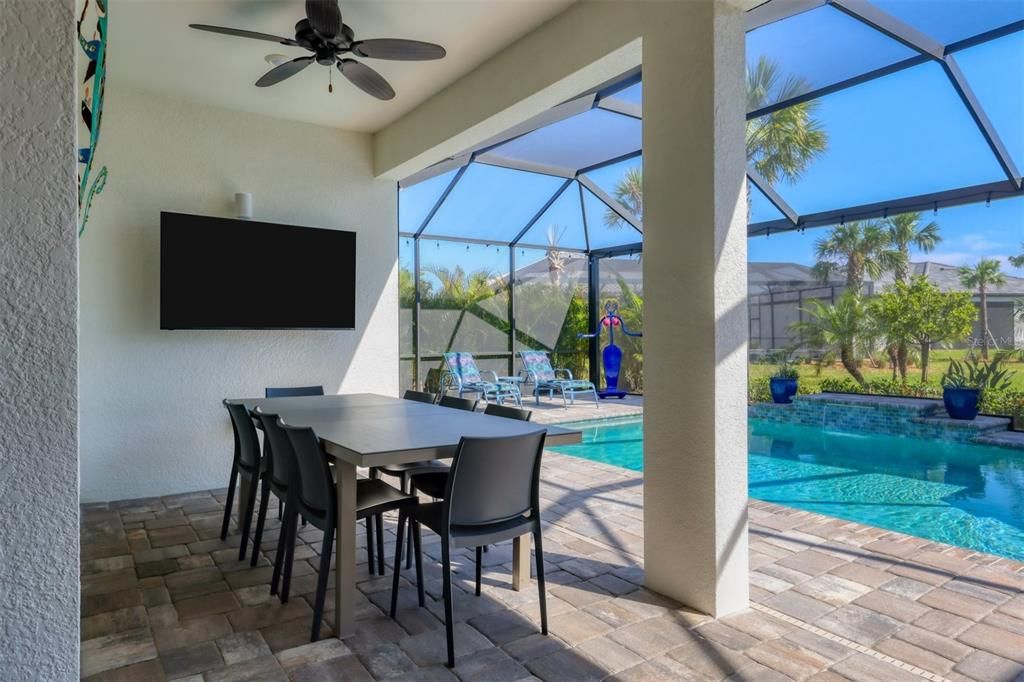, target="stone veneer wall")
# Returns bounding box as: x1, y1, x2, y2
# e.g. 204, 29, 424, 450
749, 393, 1014, 445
